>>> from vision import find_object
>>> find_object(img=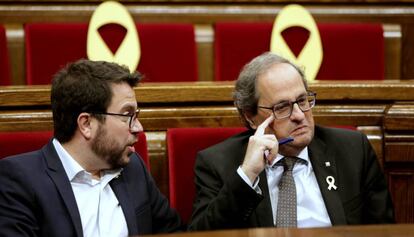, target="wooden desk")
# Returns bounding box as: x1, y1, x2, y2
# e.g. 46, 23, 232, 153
141, 224, 414, 237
